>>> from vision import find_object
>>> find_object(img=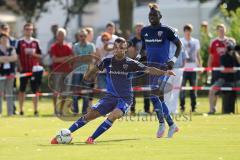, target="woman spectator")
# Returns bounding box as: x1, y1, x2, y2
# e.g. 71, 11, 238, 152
0, 34, 17, 116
